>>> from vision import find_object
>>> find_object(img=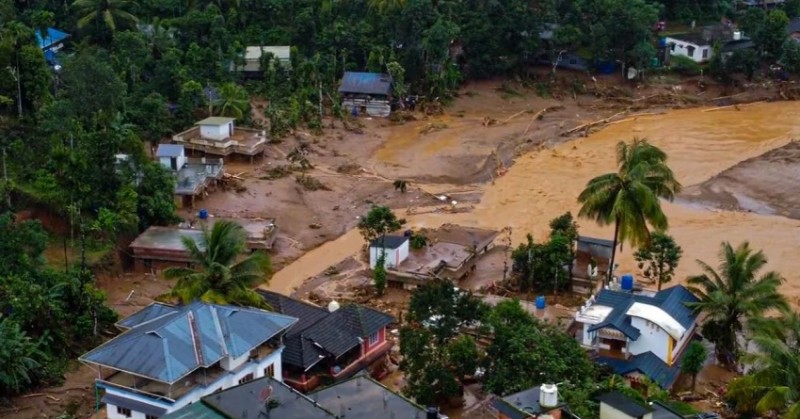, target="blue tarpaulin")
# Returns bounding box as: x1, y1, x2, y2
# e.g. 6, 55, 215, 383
36, 28, 70, 50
